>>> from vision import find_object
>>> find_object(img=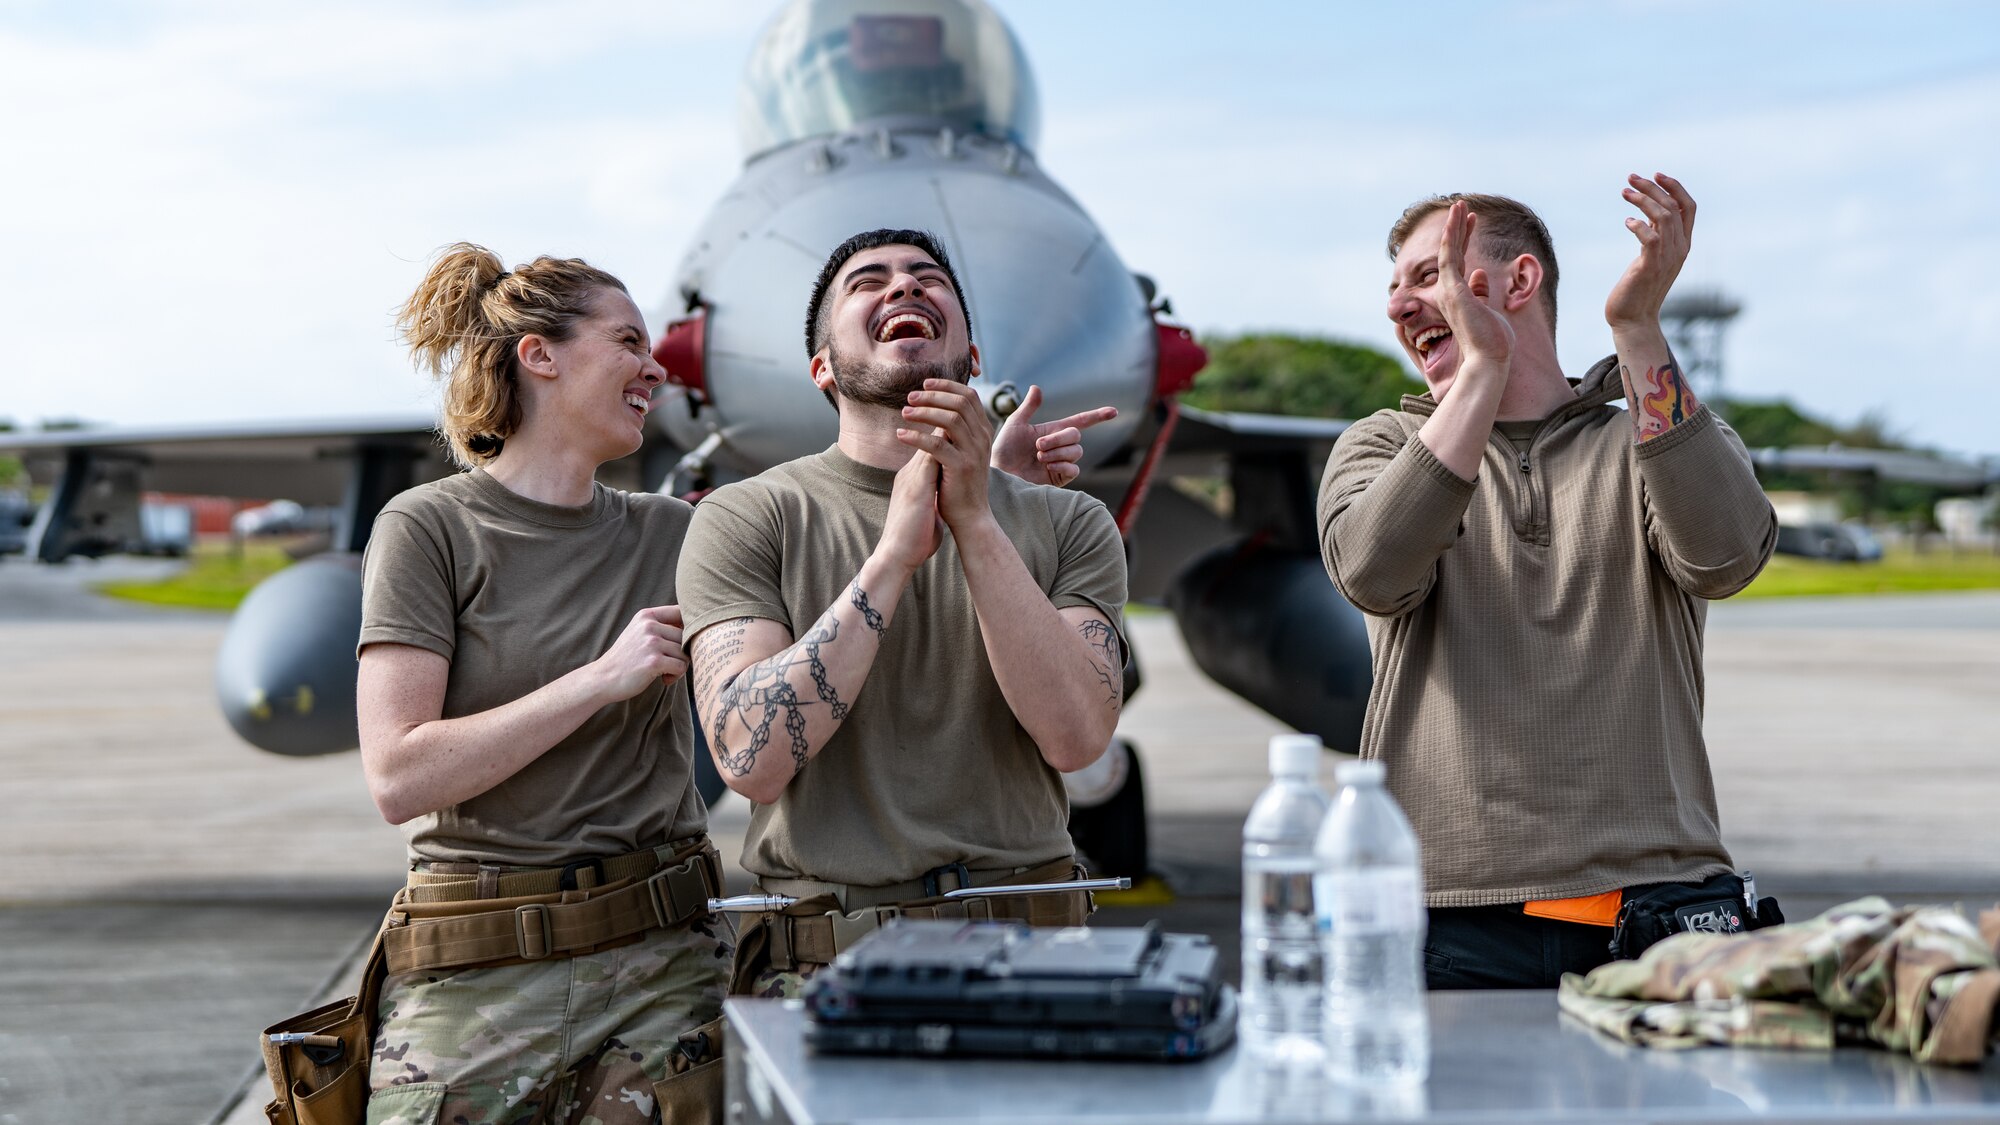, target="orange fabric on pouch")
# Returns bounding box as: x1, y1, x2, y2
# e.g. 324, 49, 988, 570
1523, 889, 1624, 927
